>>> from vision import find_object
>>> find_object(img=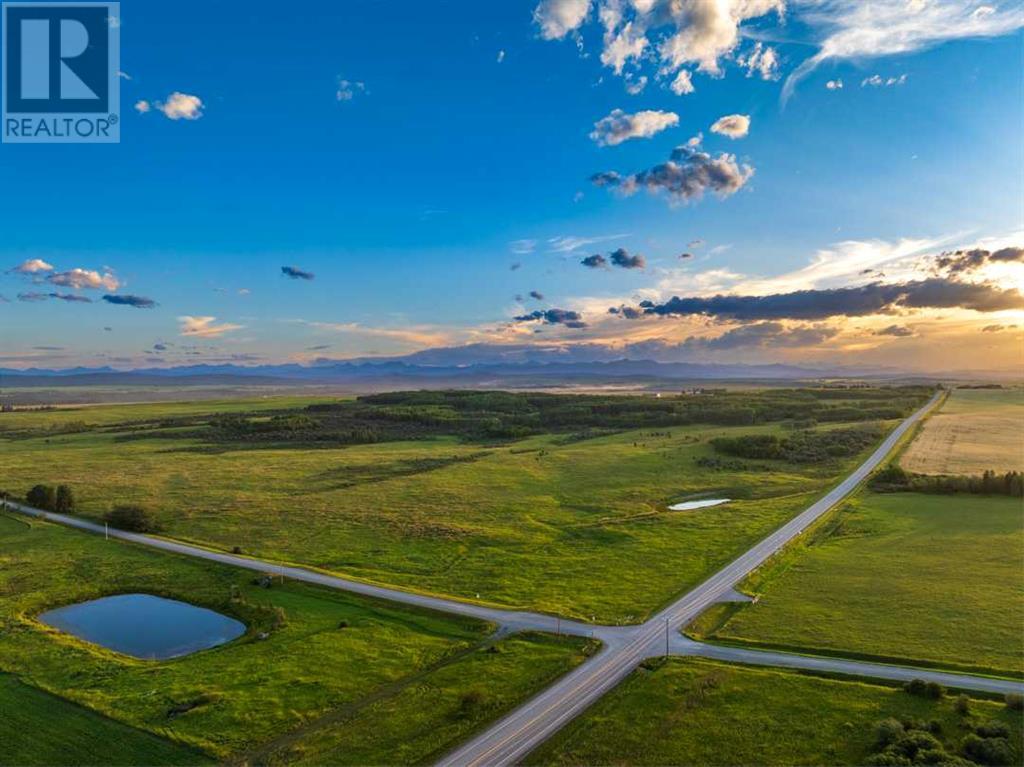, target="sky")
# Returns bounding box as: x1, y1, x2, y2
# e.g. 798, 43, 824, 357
1, 0, 1023, 374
